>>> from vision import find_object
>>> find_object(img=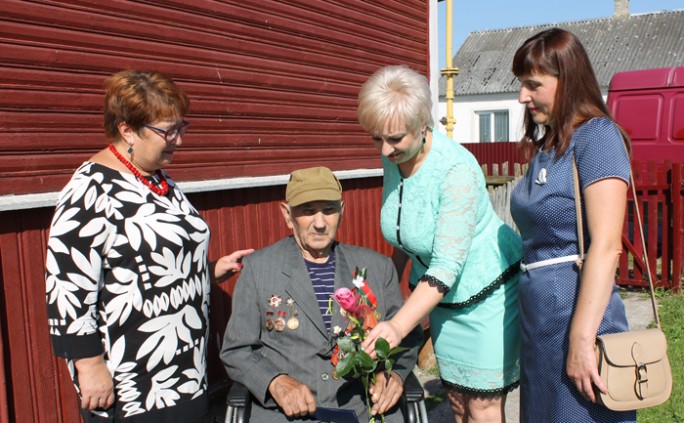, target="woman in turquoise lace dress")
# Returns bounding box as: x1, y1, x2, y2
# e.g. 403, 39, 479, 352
359, 65, 522, 422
